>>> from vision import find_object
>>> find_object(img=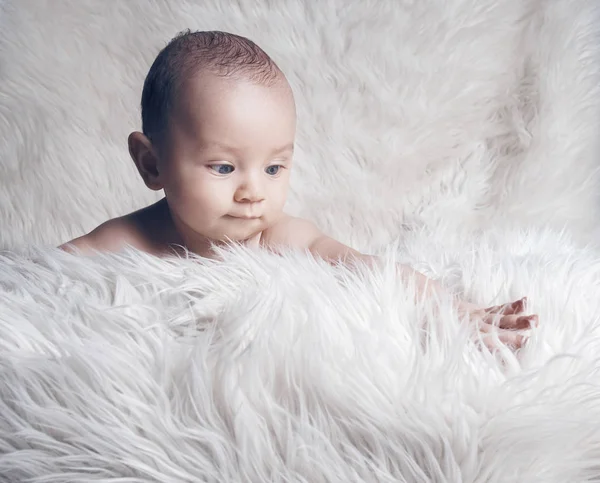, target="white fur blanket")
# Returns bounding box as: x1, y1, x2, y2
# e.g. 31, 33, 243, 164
2, 228, 600, 481
2, 0, 600, 481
